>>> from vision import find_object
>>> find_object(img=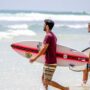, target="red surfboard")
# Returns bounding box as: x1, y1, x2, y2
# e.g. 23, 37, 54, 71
11, 41, 88, 67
